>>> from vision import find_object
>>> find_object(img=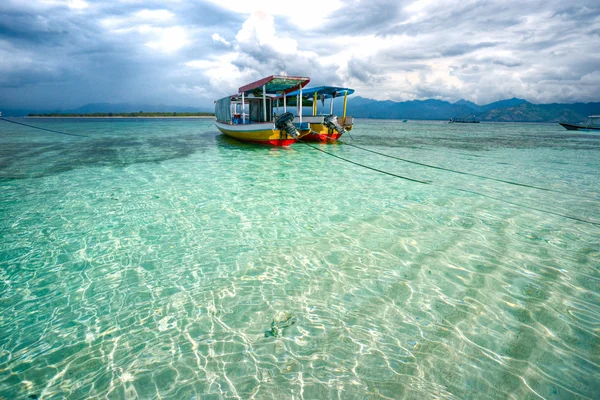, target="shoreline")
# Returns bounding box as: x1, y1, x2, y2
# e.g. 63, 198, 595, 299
26, 116, 215, 119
